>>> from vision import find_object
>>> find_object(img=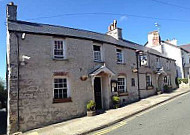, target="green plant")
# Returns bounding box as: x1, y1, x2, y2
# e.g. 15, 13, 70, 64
0, 79, 7, 108
87, 100, 96, 111
112, 96, 120, 104
177, 78, 188, 84
163, 85, 172, 93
